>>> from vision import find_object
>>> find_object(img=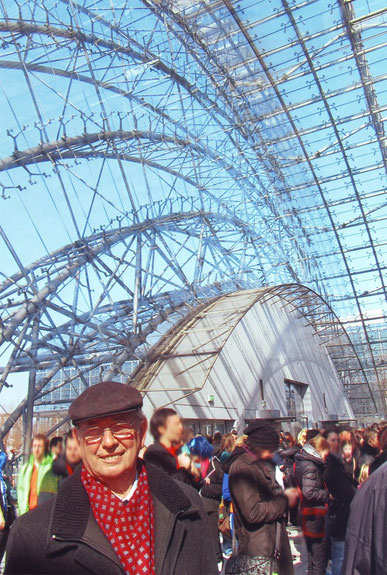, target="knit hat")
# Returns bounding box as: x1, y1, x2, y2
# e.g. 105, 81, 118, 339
244, 419, 280, 451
